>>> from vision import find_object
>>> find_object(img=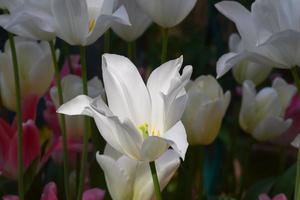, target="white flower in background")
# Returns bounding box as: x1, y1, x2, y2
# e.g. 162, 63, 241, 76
2, 0, 131, 45
292, 134, 300, 148
215, 0, 300, 79
50, 75, 105, 139
0, 37, 54, 111
0, 0, 56, 41
182, 75, 231, 145
239, 78, 296, 141
96, 145, 180, 200
229, 33, 272, 85
58, 54, 192, 161
136, 0, 197, 28
111, 0, 152, 42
